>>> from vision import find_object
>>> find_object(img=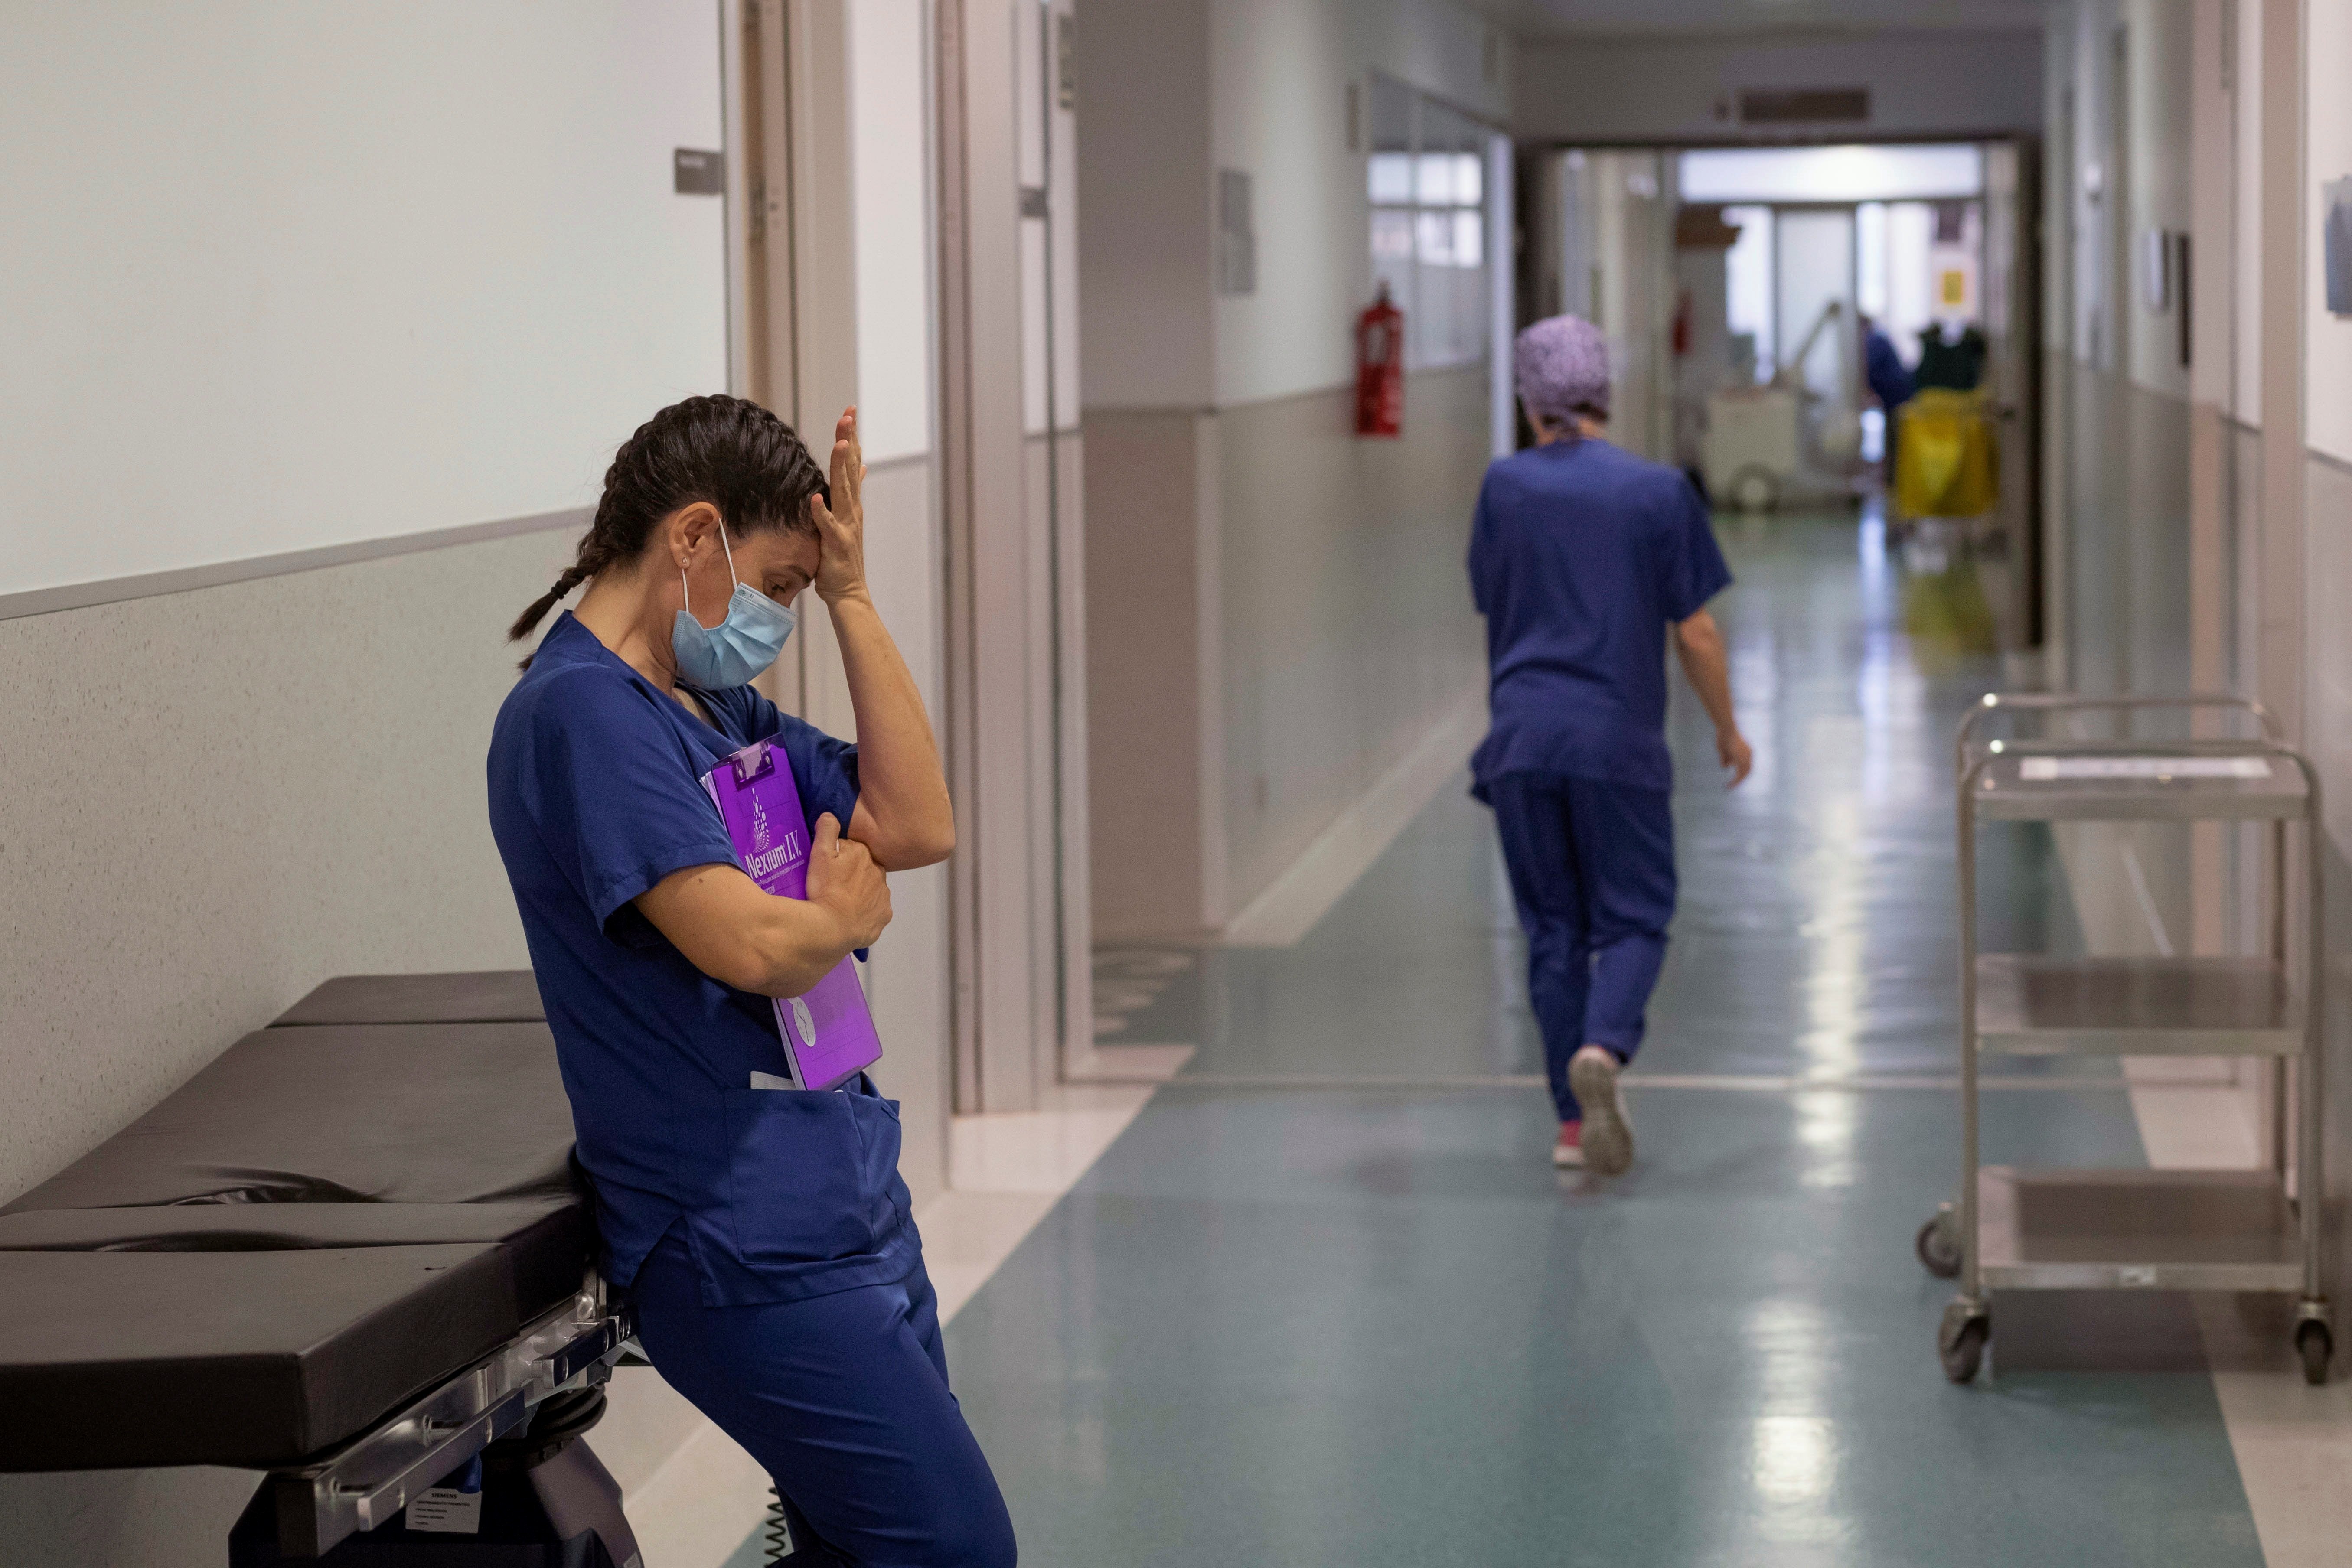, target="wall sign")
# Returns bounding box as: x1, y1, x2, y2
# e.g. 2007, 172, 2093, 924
674, 148, 724, 196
